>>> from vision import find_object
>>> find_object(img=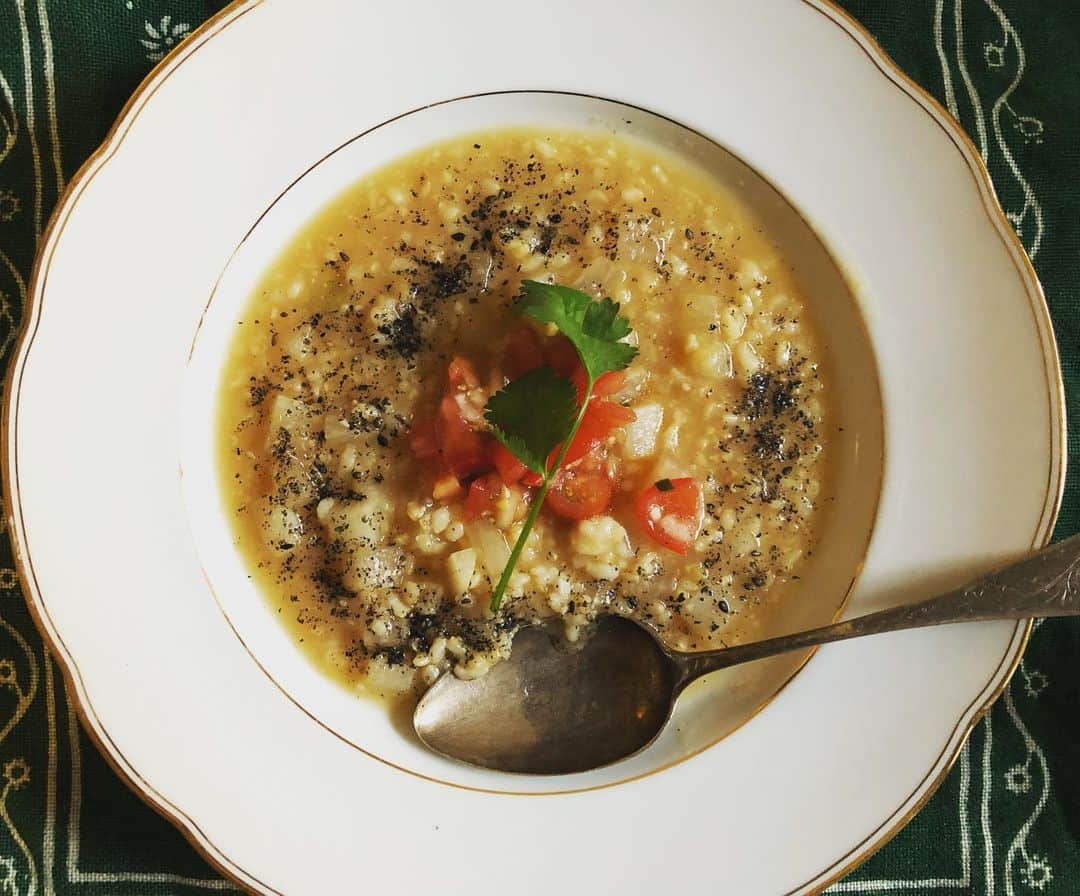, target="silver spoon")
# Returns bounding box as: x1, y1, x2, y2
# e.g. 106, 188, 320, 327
414, 534, 1080, 774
